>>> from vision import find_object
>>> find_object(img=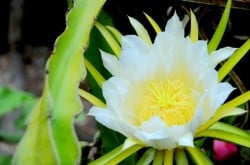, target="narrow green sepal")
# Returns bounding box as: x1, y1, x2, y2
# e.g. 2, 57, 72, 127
208, 0, 232, 53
